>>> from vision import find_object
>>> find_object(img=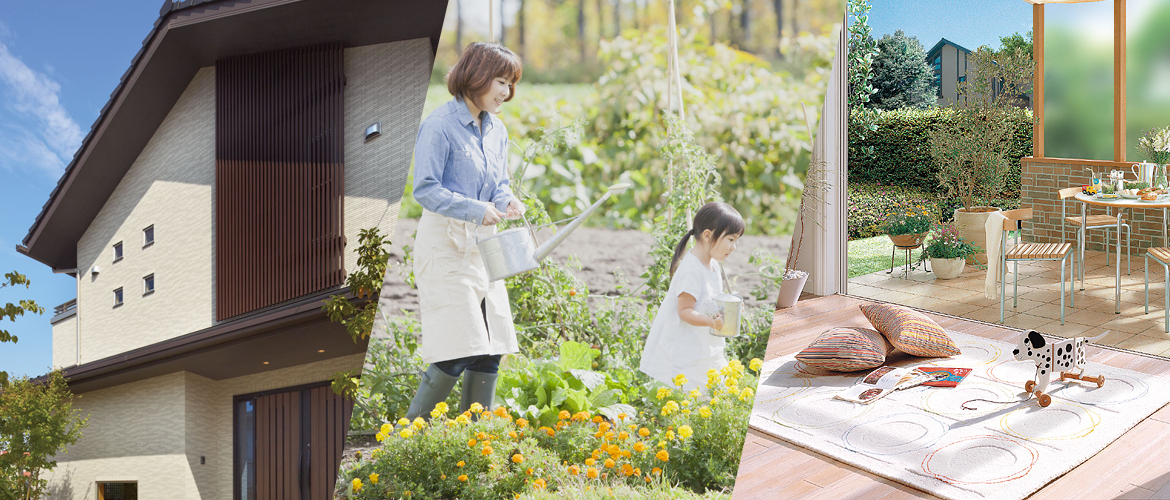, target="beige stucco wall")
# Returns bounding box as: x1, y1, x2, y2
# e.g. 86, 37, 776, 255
939, 45, 970, 107
45, 354, 364, 500
63, 37, 432, 368
71, 66, 217, 367
50, 313, 77, 370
